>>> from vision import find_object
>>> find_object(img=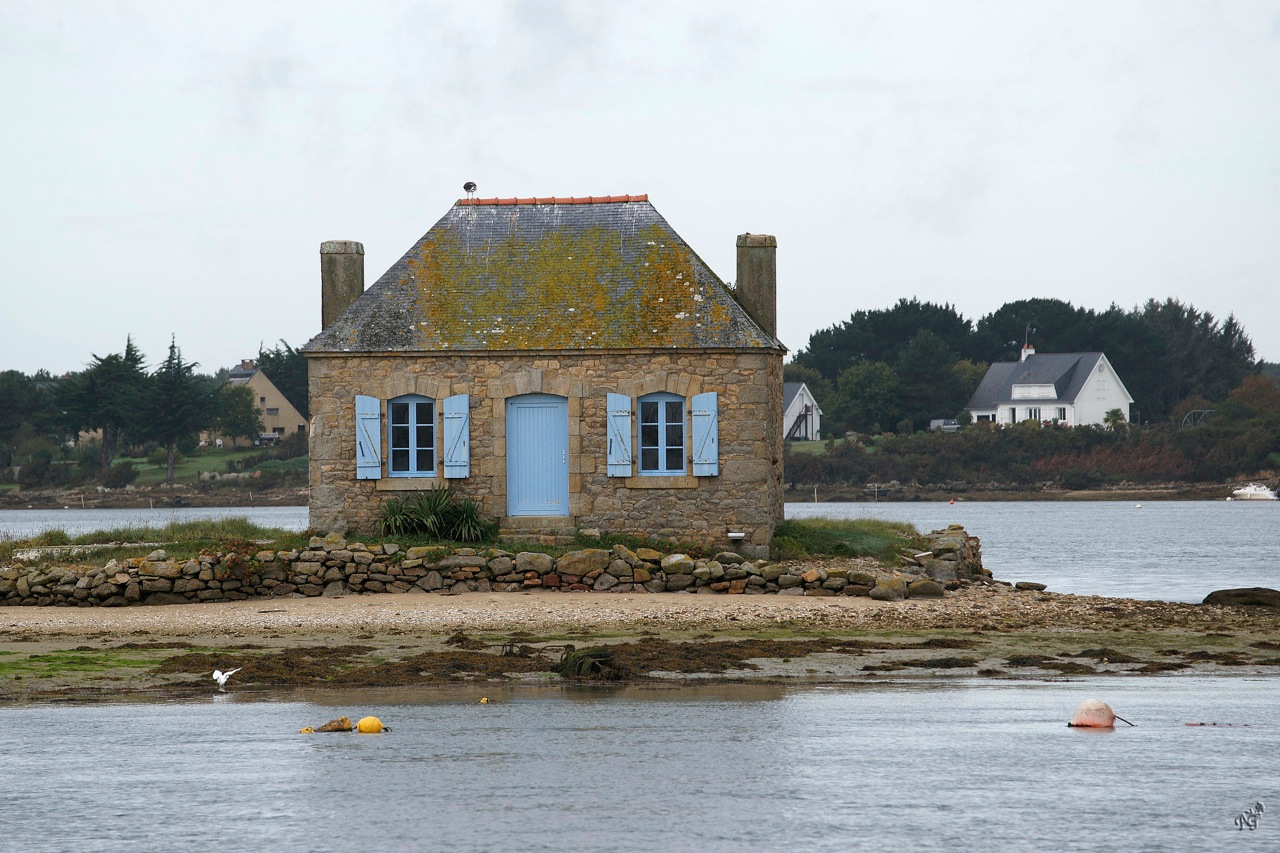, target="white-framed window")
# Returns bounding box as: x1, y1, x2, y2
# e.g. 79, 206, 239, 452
355, 394, 470, 481
388, 394, 436, 477
1026, 407, 1041, 421
638, 392, 685, 475
1056, 407, 1067, 421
